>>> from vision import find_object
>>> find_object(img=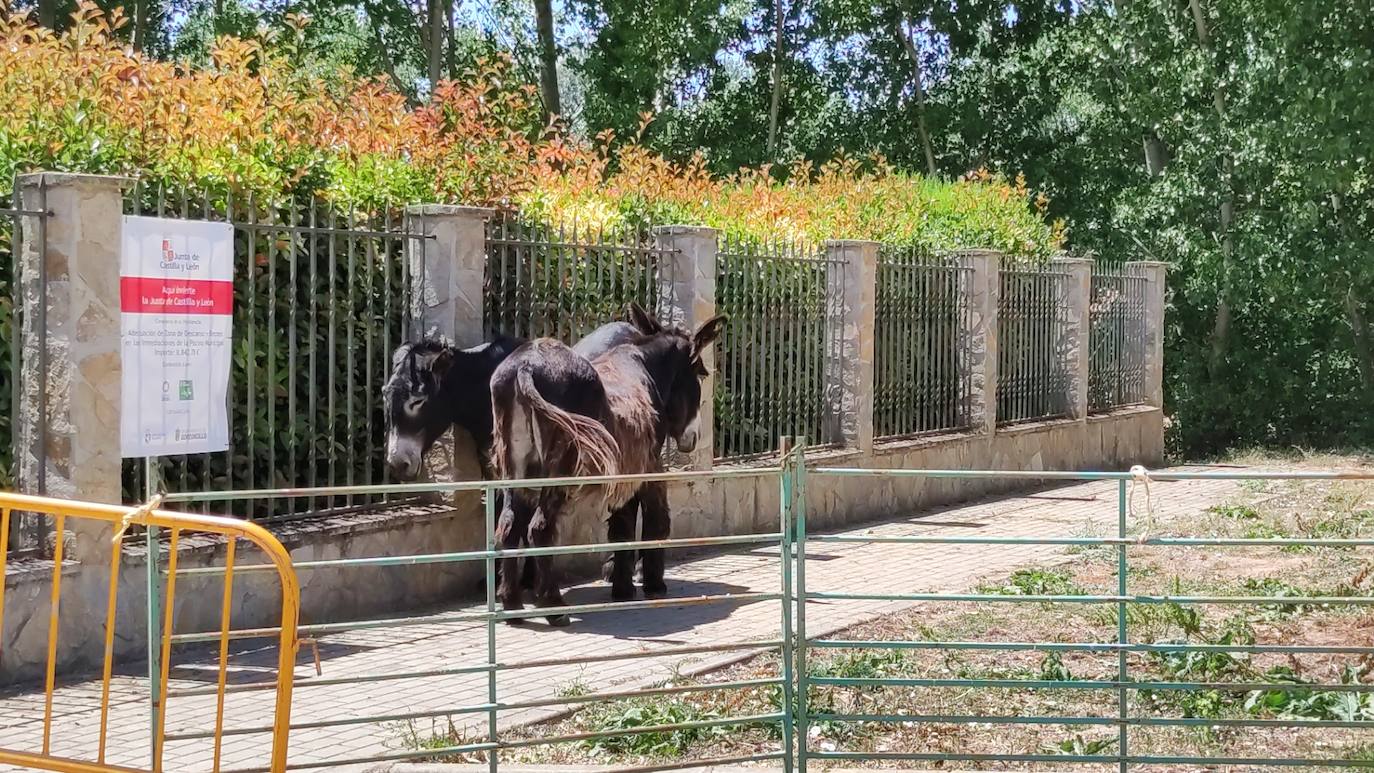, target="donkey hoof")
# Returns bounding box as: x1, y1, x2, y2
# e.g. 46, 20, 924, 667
642, 581, 668, 600
611, 583, 637, 602
504, 616, 527, 627
545, 614, 571, 627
